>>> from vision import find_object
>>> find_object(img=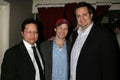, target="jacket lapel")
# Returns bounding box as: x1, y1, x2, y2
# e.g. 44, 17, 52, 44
19, 42, 35, 71
80, 25, 97, 55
